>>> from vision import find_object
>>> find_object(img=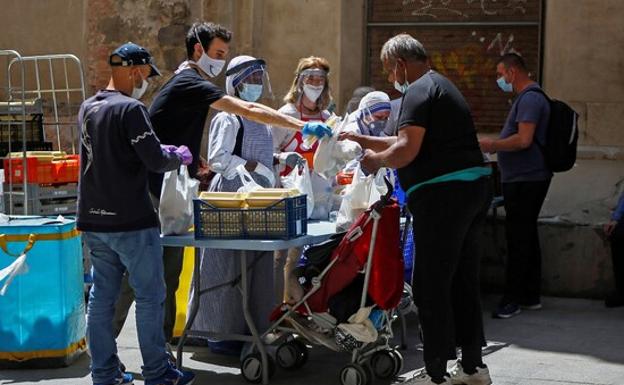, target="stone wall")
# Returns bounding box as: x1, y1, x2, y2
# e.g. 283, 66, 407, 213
482, 217, 615, 299
543, 0, 624, 153
85, 0, 198, 102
